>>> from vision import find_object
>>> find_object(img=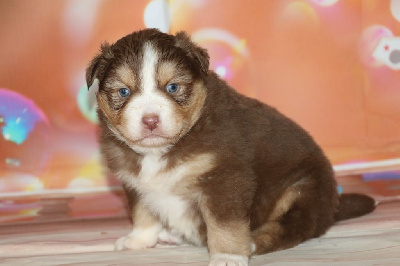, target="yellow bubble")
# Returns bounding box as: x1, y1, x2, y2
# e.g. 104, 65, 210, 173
233, 39, 247, 55
74, 153, 106, 187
